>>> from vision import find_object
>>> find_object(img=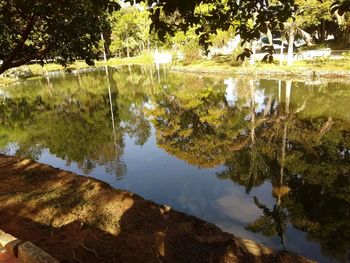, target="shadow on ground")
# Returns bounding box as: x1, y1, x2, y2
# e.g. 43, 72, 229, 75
0, 155, 313, 263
